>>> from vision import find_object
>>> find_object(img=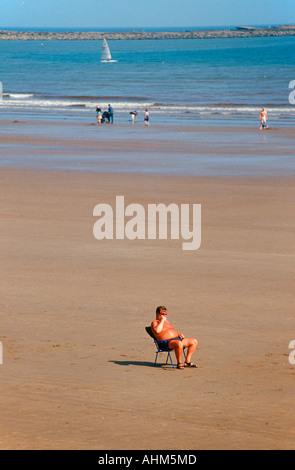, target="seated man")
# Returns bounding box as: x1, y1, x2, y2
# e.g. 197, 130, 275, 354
151, 306, 198, 369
